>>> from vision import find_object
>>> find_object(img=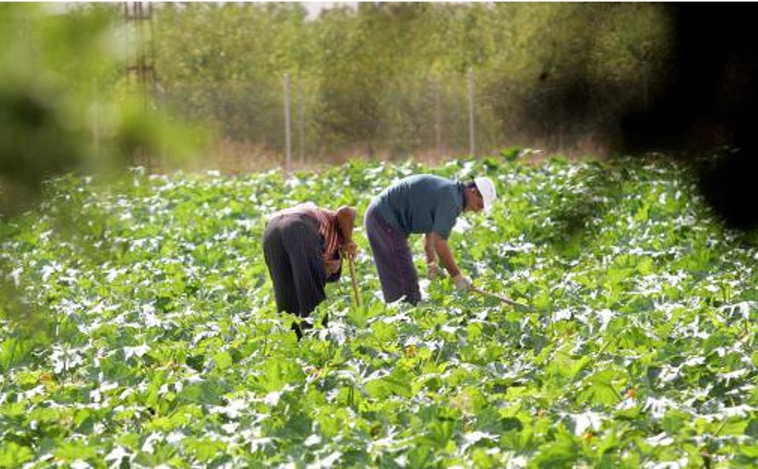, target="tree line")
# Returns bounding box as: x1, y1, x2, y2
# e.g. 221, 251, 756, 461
152, 3, 672, 160
0, 2, 672, 215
